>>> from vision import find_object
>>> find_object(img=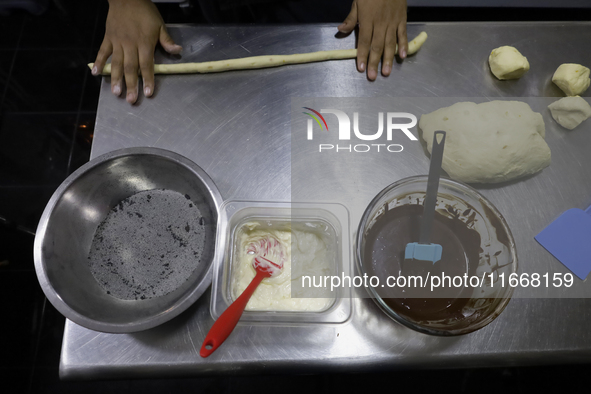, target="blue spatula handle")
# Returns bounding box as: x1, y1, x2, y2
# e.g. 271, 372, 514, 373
420, 131, 446, 244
